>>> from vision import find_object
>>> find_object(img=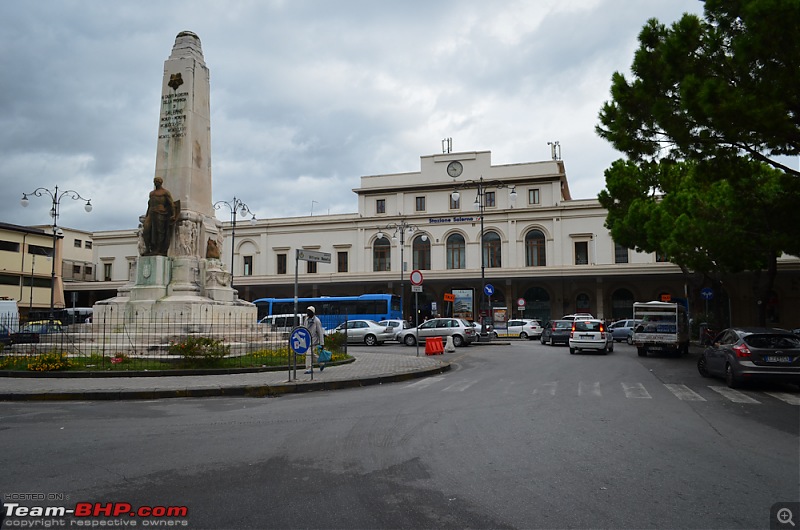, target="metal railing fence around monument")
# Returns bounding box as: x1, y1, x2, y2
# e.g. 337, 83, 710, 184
0, 312, 332, 372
